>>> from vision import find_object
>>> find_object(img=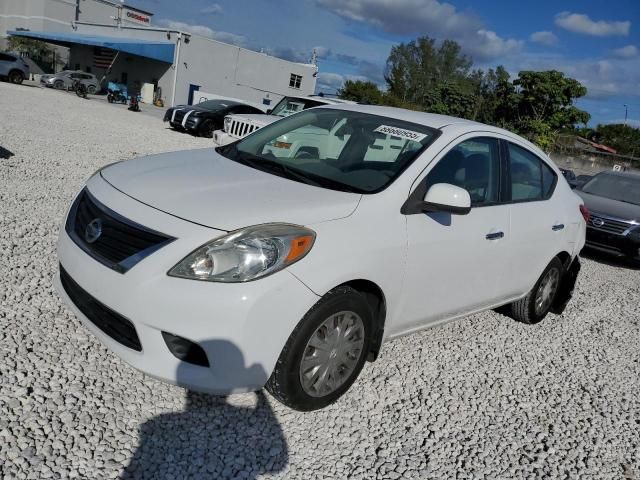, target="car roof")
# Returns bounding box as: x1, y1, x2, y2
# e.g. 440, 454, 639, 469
596, 170, 640, 179
318, 103, 495, 130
